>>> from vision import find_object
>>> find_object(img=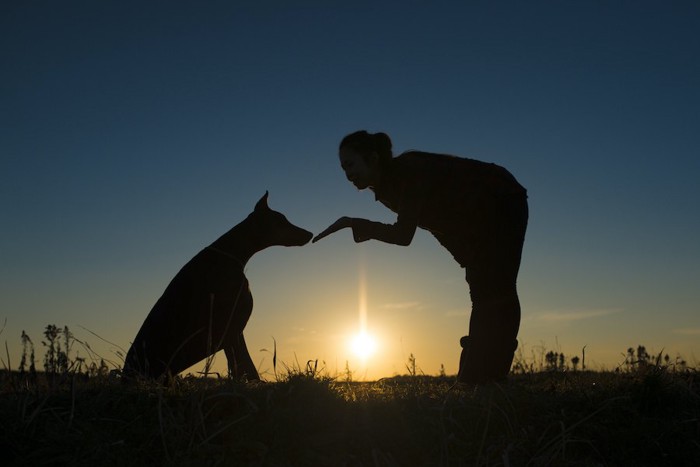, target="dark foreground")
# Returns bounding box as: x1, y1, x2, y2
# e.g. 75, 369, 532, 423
1, 368, 698, 466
